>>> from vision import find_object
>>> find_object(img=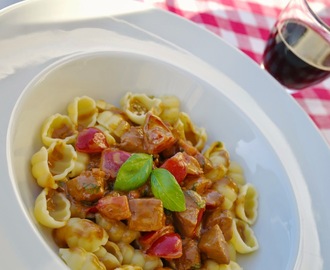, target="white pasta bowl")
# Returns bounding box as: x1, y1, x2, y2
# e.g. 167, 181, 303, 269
7, 50, 299, 269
